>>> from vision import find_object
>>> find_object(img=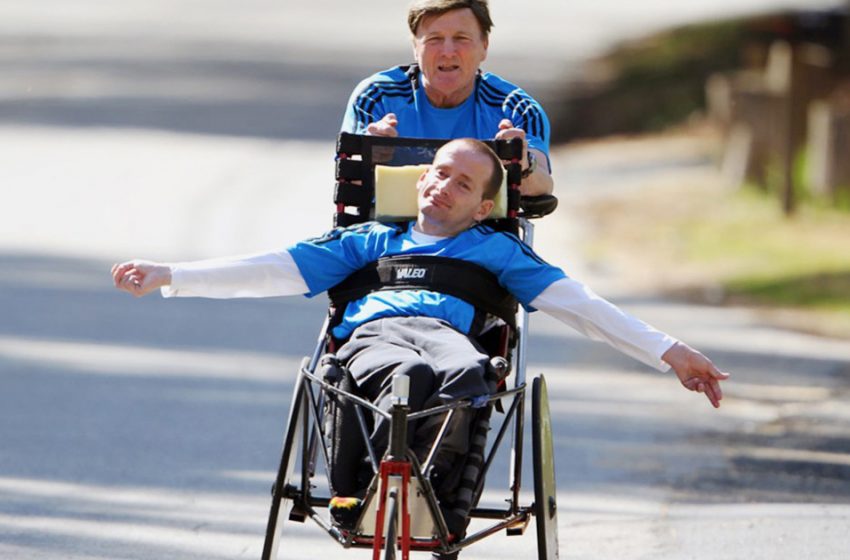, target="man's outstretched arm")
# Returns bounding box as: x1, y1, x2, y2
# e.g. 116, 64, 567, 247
531, 277, 730, 408
112, 251, 308, 299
